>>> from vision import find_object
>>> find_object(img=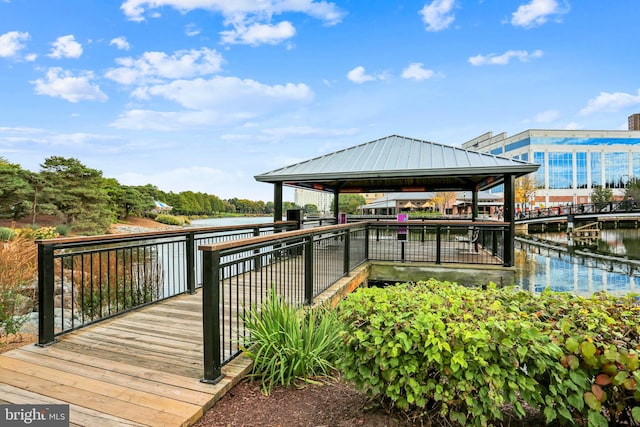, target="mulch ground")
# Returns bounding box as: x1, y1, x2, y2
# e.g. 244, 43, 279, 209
193, 377, 413, 427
